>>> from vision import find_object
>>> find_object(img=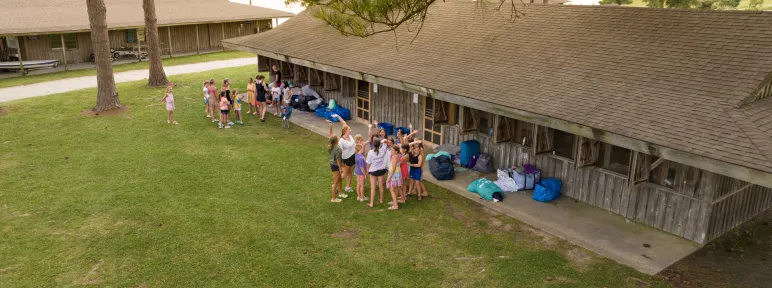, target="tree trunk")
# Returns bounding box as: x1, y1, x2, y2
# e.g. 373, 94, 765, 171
143, 0, 168, 86
87, 0, 120, 112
